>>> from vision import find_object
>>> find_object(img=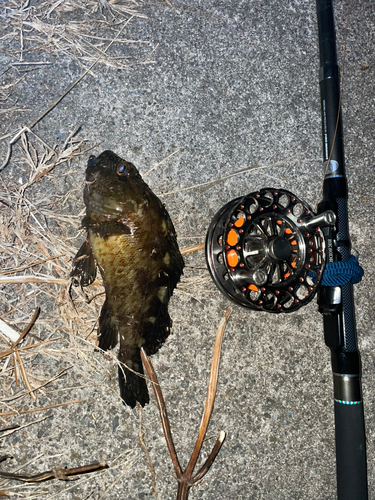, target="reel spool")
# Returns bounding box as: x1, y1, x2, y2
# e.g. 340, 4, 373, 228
206, 188, 335, 313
